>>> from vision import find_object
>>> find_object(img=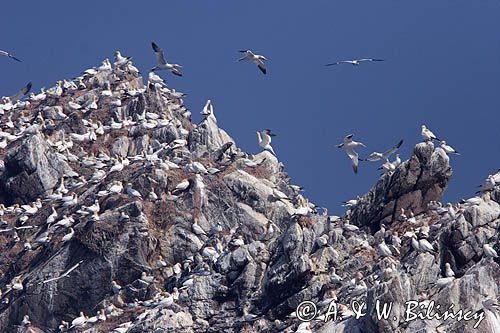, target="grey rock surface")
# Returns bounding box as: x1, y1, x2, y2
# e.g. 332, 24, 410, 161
0, 57, 498, 333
